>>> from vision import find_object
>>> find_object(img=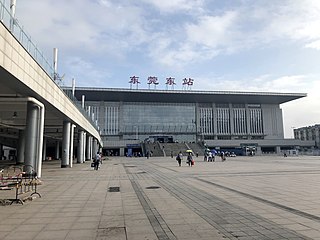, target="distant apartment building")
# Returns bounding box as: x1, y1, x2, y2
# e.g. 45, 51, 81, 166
294, 125, 320, 149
